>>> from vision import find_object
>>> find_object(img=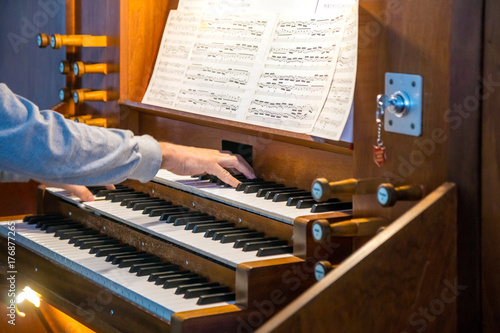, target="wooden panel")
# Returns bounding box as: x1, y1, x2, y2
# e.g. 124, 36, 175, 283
353, 1, 483, 330
77, 0, 121, 126
119, 0, 173, 103
447, 1, 484, 330
354, 0, 451, 215
0, 182, 38, 217
257, 182, 457, 333
482, 0, 500, 331
236, 257, 315, 308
